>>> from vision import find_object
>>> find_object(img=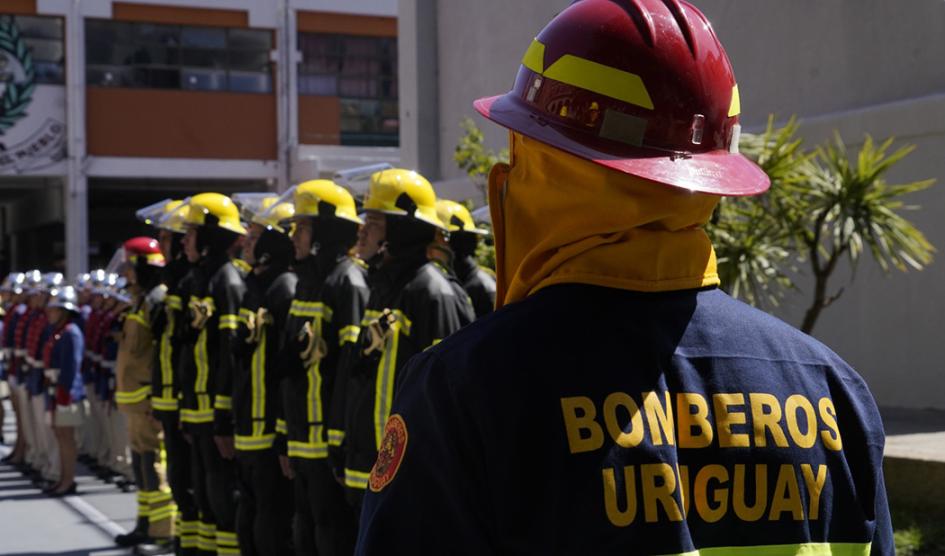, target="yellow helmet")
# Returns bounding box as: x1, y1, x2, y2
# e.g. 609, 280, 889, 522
183, 193, 247, 236
436, 200, 489, 235
294, 179, 363, 224
363, 169, 446, 230
234, 193, 295, 234
137, 199, 187, 233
